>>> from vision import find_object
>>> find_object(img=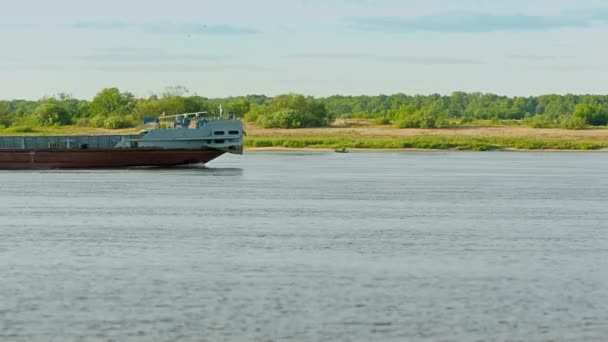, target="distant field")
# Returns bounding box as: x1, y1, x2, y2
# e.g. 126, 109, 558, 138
246, 123, 608, 142
245, 122, 608, 151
